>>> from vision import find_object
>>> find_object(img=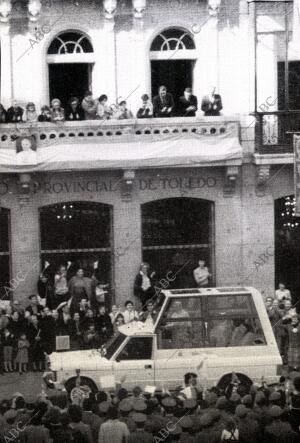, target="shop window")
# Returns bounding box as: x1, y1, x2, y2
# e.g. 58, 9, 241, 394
0, 208, 11, 300
117, 337, 153, 361
40, 202, 112, 294
142, 198, 214, 288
